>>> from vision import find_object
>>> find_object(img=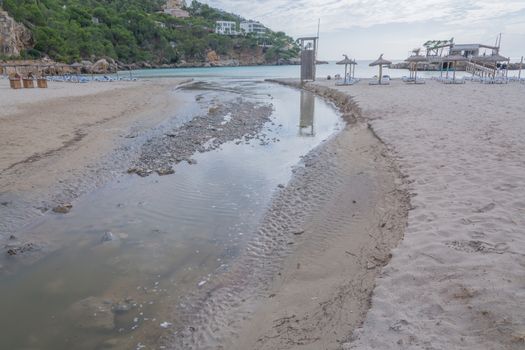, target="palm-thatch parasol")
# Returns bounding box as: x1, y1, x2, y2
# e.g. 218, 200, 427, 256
442, 54, 467, 81
474, 53, 509, 63
369, 54, 392, 84
337, 55, 357, 83
405, 54, 427, 82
